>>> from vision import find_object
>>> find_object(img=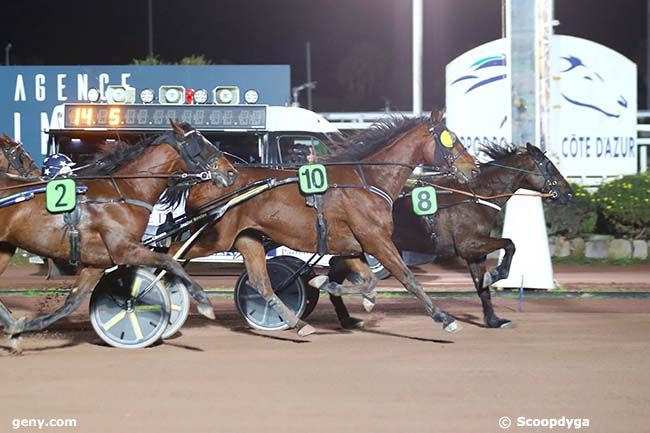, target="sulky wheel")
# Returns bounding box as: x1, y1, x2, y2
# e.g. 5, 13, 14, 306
90, 267, 171, 349
234, 255, 319, 331
161, 277, 191, 339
